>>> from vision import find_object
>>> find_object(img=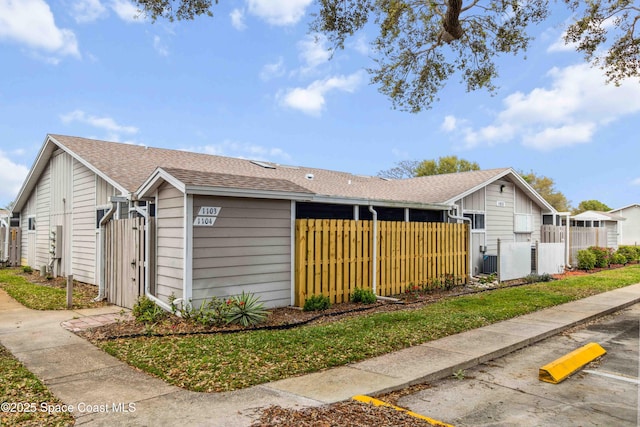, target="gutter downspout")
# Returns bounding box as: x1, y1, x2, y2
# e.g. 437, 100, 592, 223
447, 205, 474, 279
96, 201, 116, 301
135, 205, 172, 312
368, 206, 378, 295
